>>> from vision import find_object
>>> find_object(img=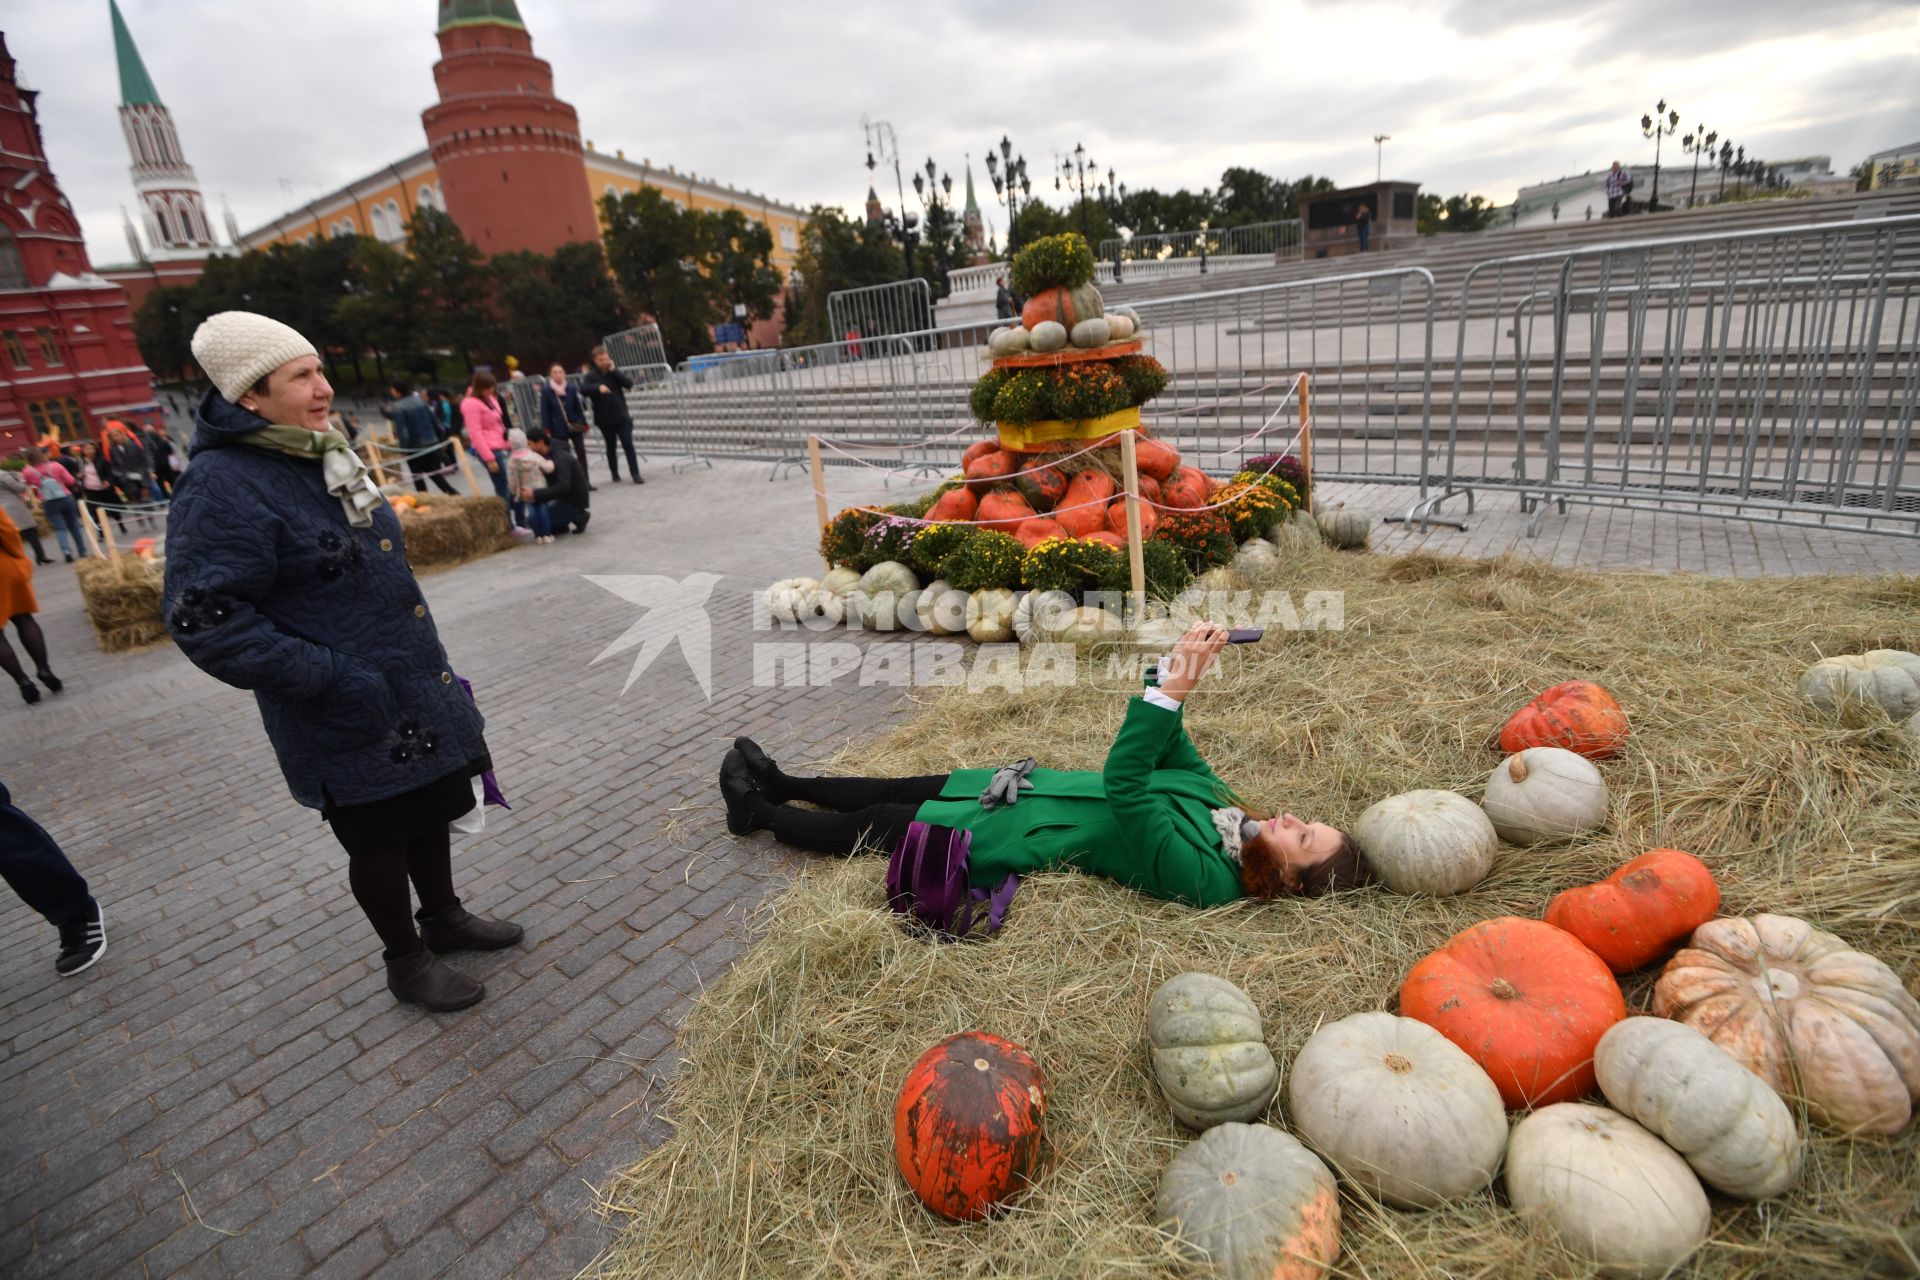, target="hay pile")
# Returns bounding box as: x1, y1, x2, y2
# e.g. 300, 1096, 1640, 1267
74, 554, 168, 652
396, 493, 511, 572
594, 547, 1919, 1280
